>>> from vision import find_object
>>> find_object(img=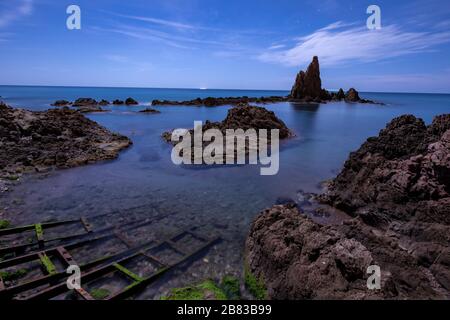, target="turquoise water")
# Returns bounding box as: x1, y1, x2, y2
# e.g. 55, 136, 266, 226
1, 86, 449, 298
